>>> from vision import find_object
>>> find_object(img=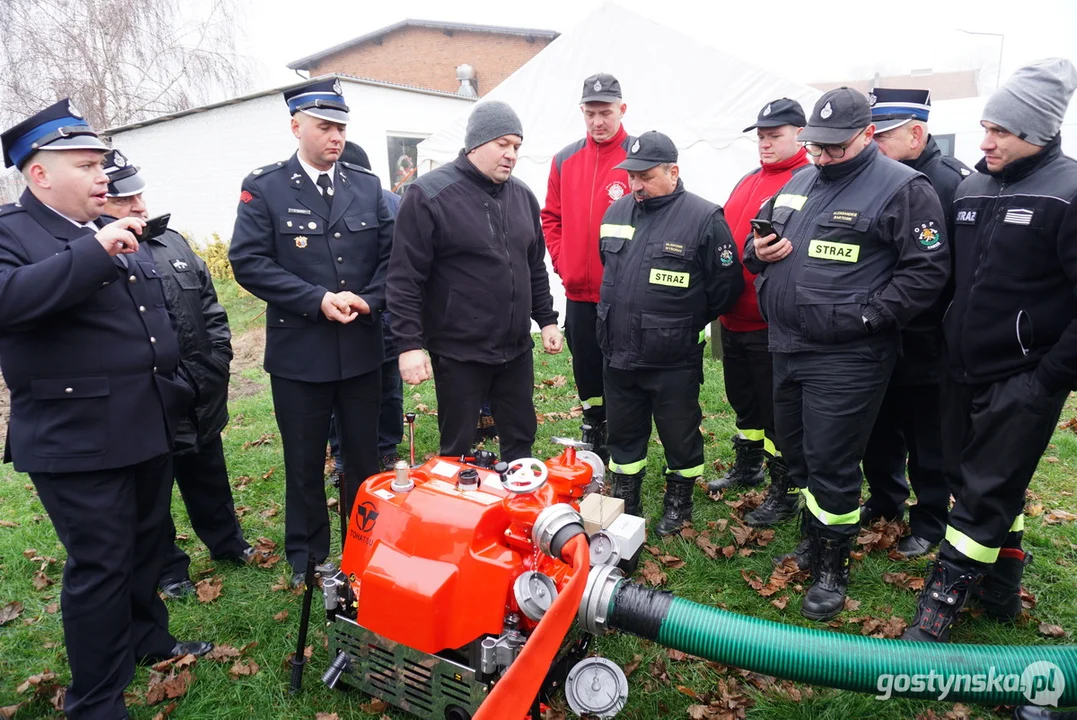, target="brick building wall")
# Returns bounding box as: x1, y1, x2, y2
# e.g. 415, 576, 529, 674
307, 26, 554, 96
